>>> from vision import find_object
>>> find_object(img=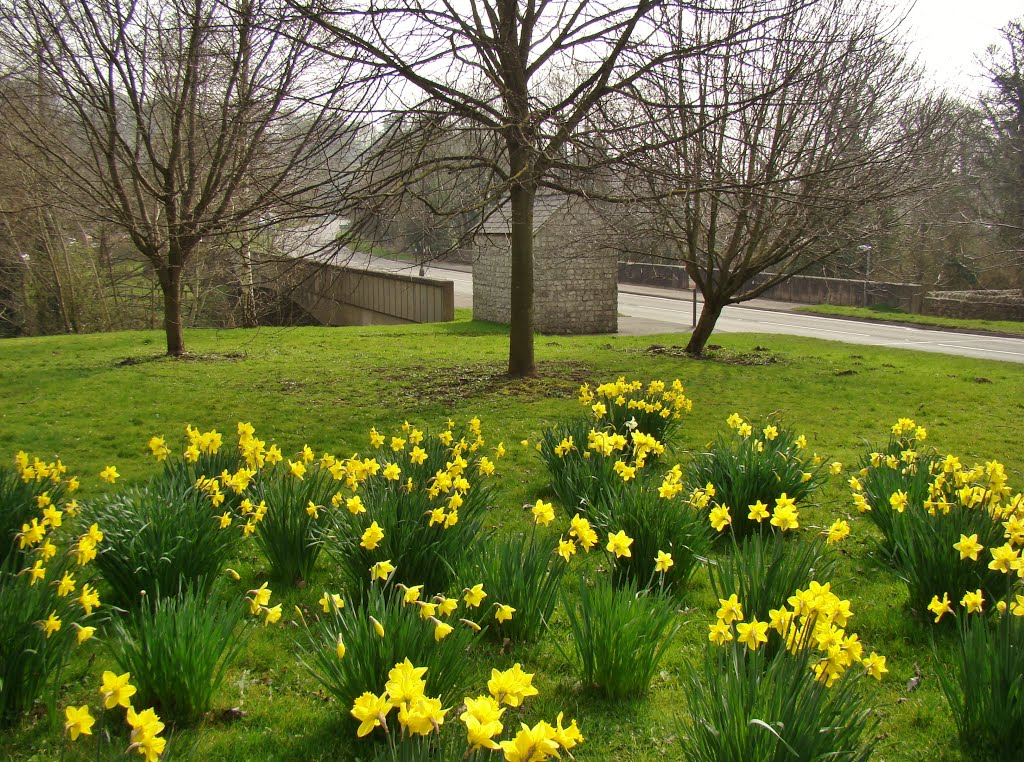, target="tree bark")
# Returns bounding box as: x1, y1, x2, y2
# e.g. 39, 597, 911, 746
158, 263, 185, 356
685, 297, 725, 355
507, 144, 536, 377
239, 237, 258, 328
